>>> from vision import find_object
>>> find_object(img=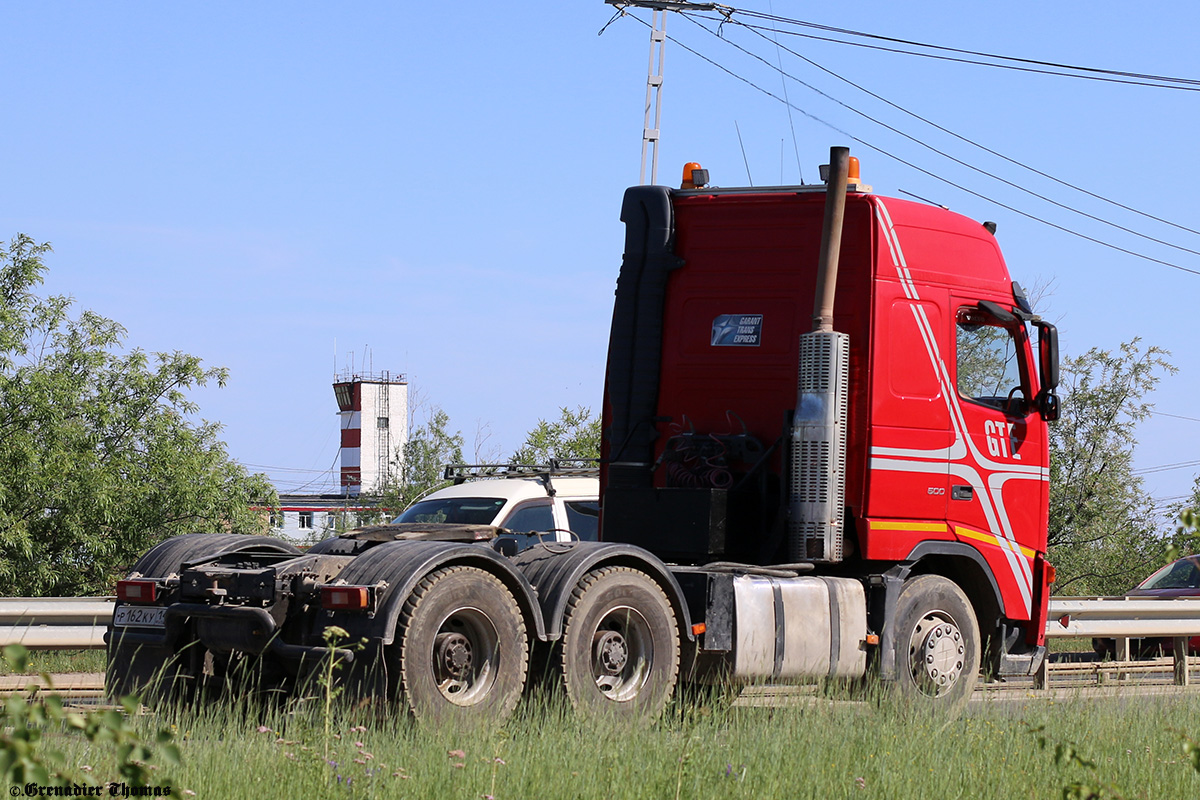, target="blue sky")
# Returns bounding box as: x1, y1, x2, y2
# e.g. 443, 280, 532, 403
4, 2, 1199, 513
